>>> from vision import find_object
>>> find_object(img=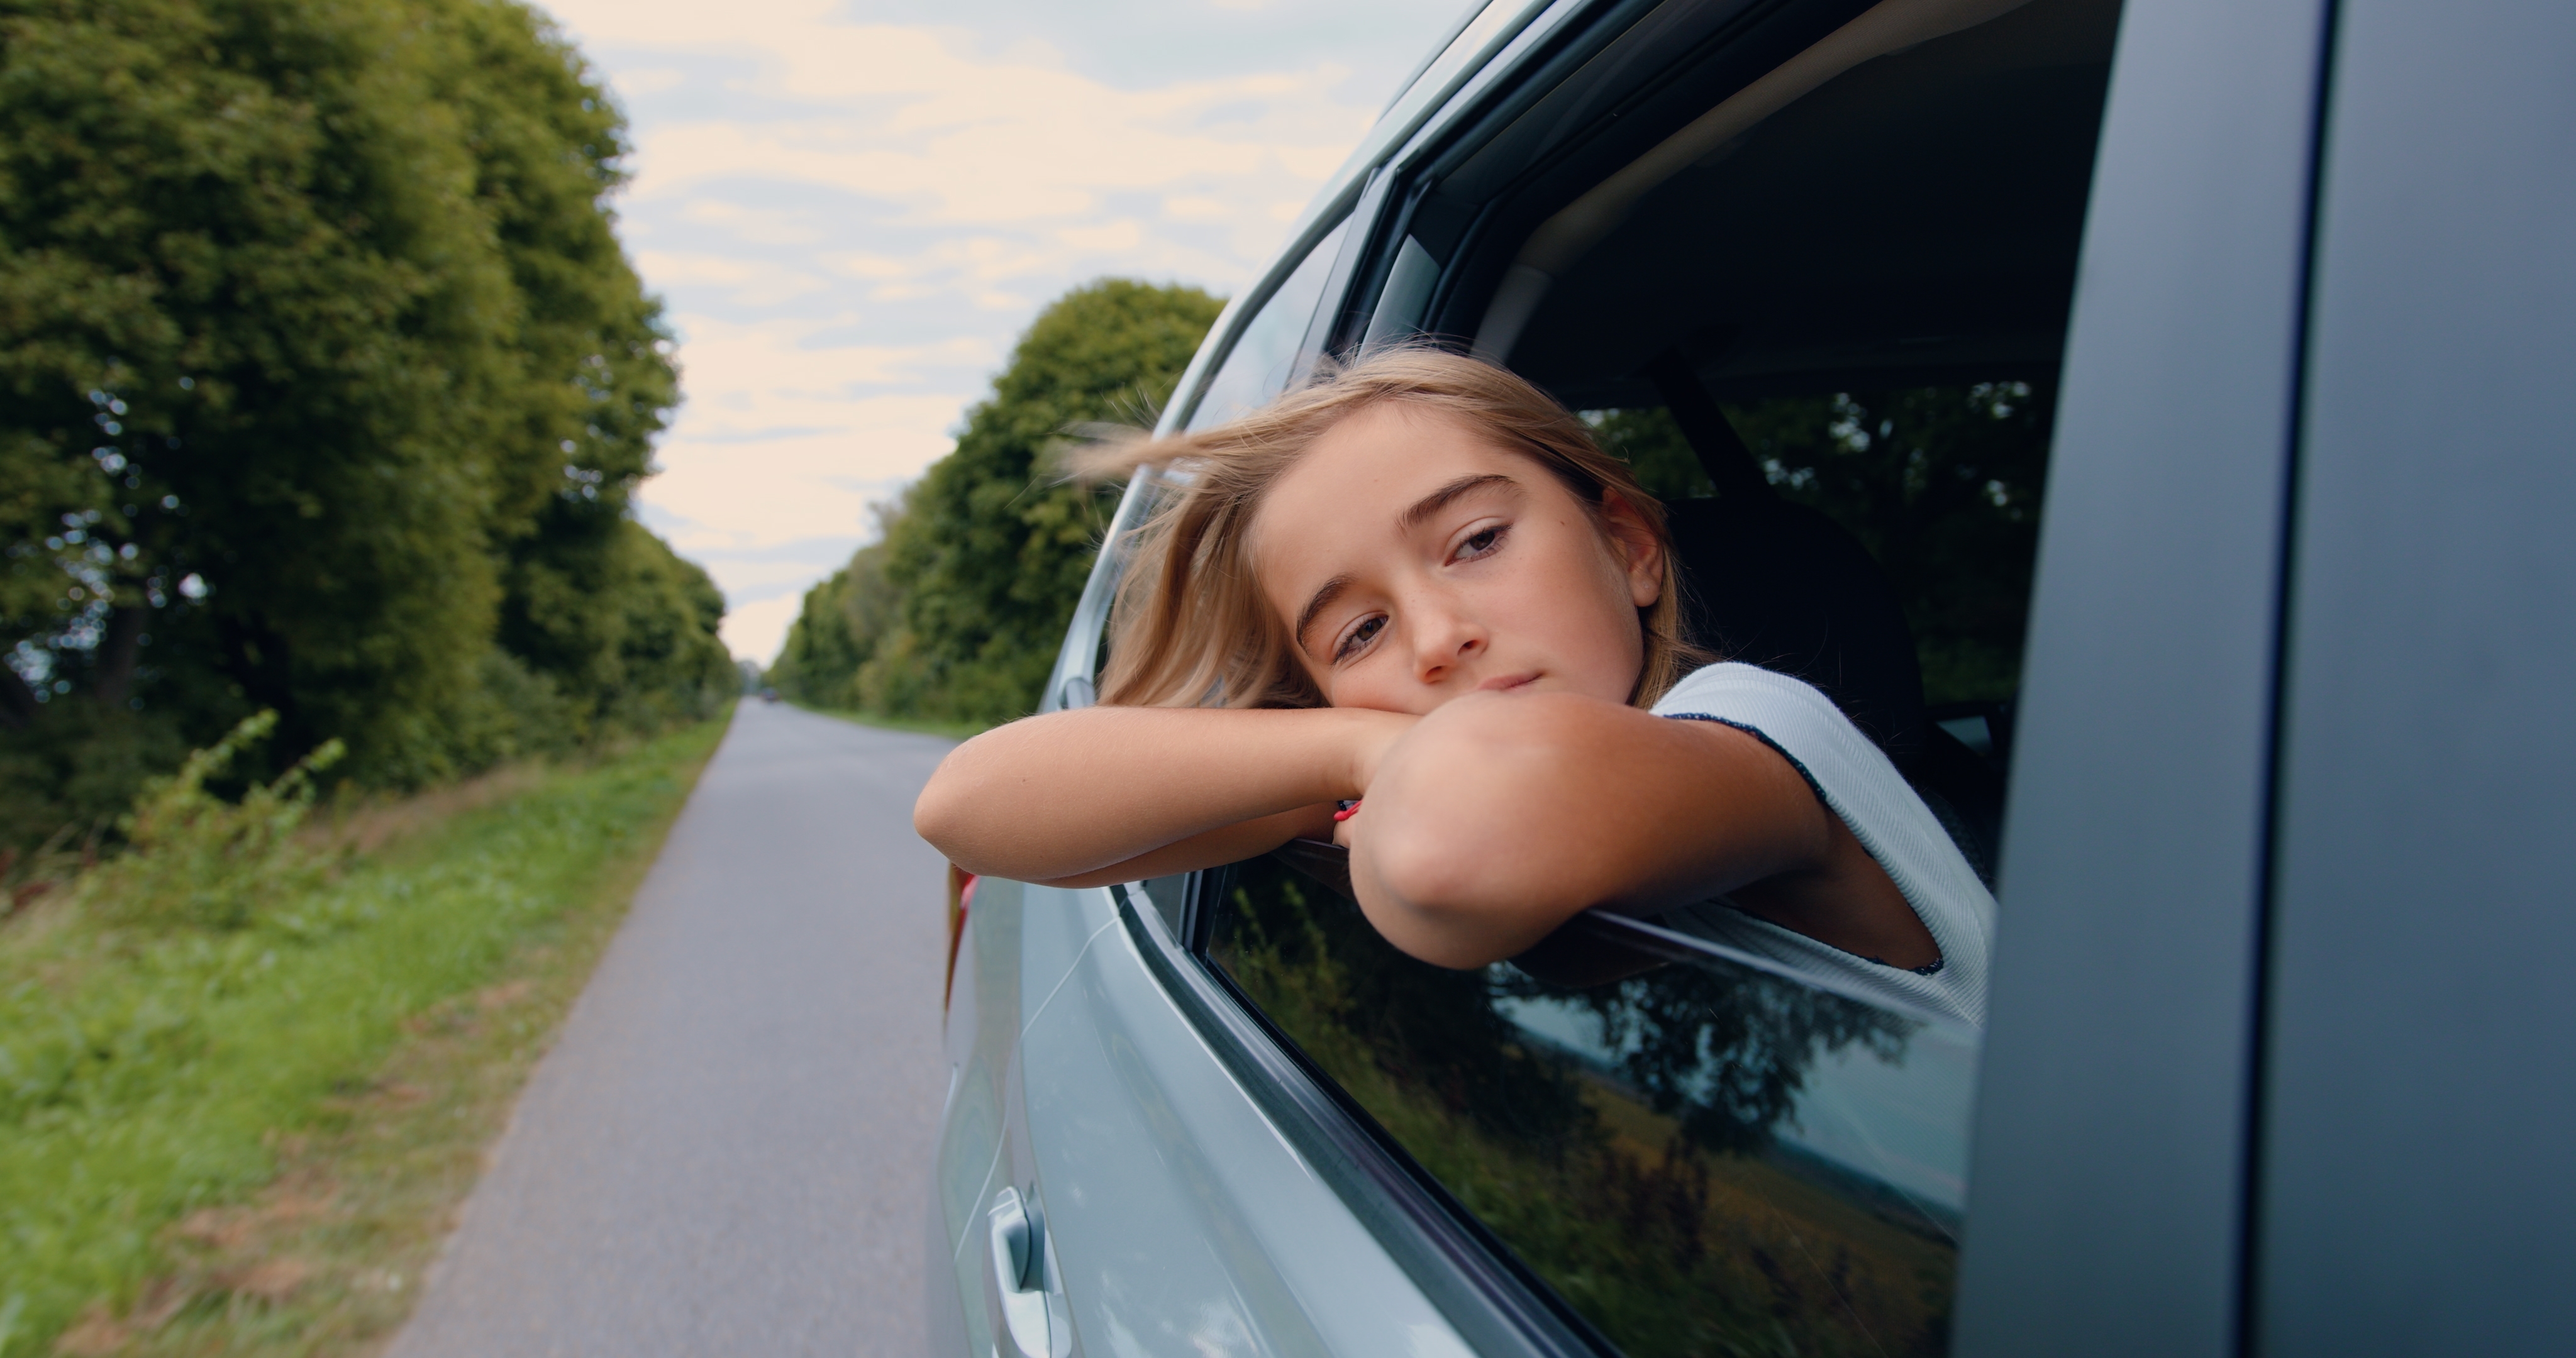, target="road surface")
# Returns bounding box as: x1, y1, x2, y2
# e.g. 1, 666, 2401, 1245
390, 702, 955, 1358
